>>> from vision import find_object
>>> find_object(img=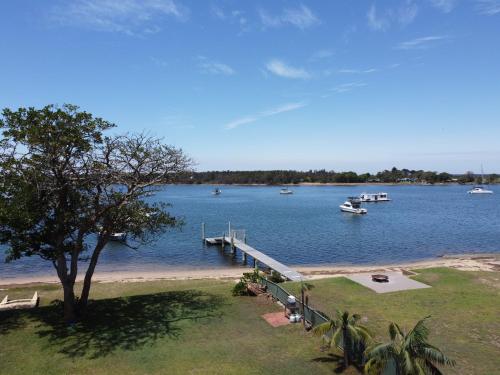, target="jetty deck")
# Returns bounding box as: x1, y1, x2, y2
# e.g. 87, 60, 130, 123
205, 236, 303, 282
